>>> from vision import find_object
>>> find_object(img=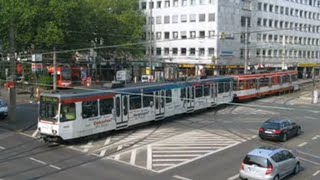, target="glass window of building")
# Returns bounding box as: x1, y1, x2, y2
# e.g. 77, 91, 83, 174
181, 31, 187, 39
199, 31, 205, 38
173, 31, 178, 39
157, 1, 162, 8
165, 32, 170, 39
164, 48, 170, 55
164, 16, 170, 24
172, 15, 178, 23
156, 32, 161, 40
156, 48, 162, 55
199, 14, 206, 22
165, 0, 170, 8
208, 48, 215, 56
190, 31, 196, 38
190, 14, 196, 22
181, 14, 187, 22
190, 48, 196, 56
208, 13, 215, 21
173, 48, 178, 55
181, 48, 187, 55
199, 48, 205, 56
191, 0, 196, 5
156, 16, 162, 24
